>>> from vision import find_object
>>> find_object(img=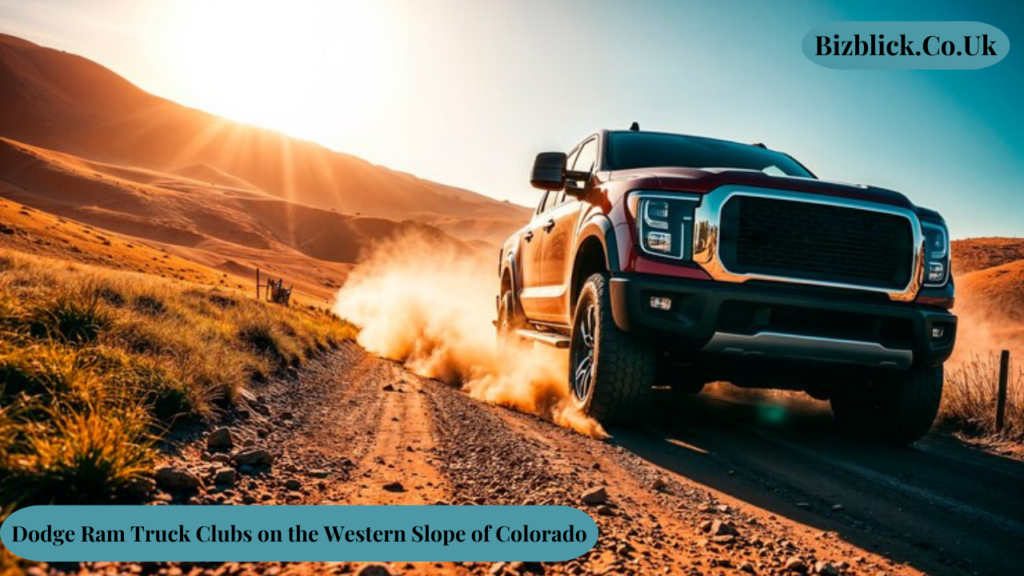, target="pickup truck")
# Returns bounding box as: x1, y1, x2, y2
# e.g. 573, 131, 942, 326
497, 126, 957, 444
